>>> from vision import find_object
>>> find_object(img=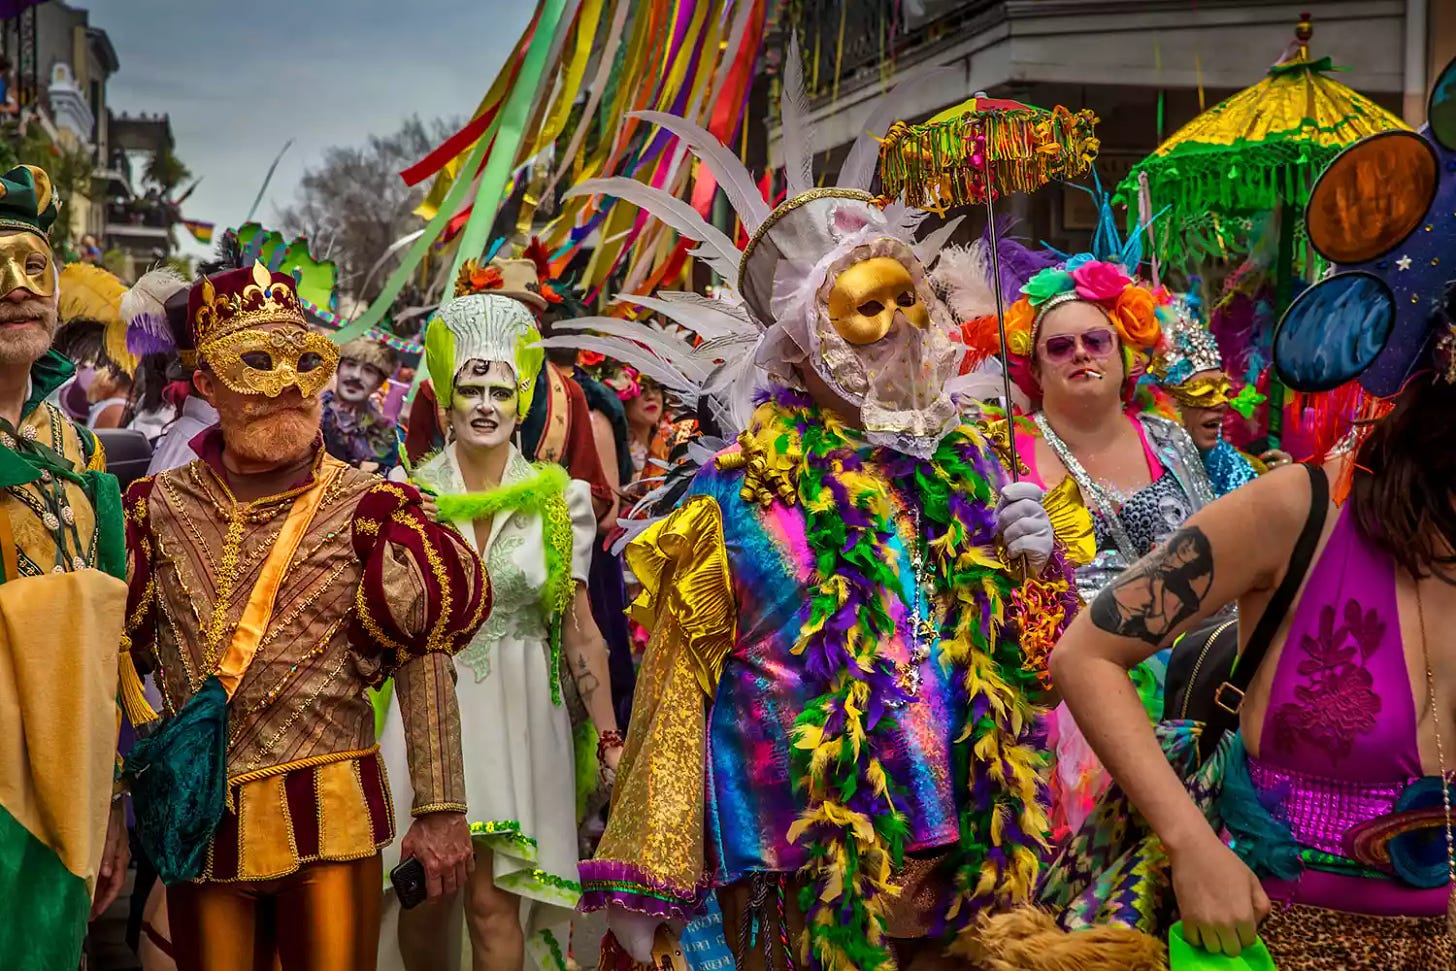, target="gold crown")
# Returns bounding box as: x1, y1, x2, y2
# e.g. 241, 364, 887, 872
192, 260, 308, 350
